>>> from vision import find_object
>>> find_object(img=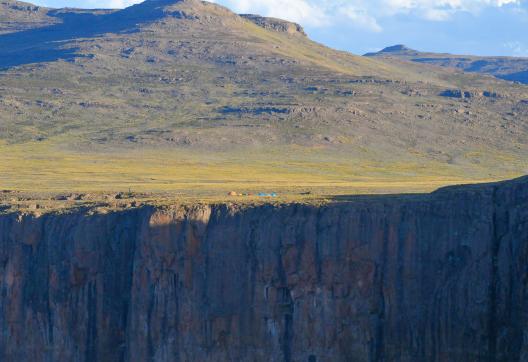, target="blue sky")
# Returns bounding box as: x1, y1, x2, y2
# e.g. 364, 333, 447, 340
32, 0, 528, 56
